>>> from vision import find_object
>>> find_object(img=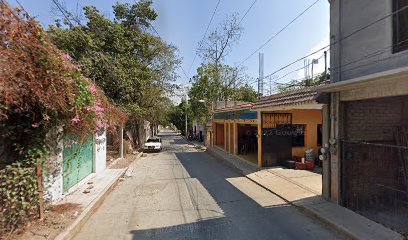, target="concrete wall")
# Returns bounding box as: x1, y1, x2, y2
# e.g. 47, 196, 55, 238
330, 0, 408, 82
94, 130, 107, 173
45, 131, 108, 203
43, 141, 64, 204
